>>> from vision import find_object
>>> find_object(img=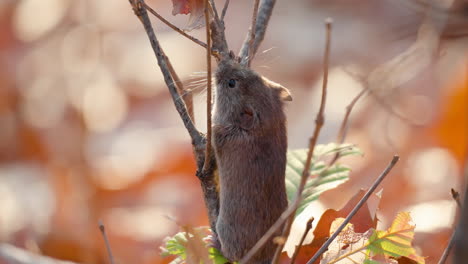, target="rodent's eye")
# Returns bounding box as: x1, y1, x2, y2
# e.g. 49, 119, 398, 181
228, 79, 236, 88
